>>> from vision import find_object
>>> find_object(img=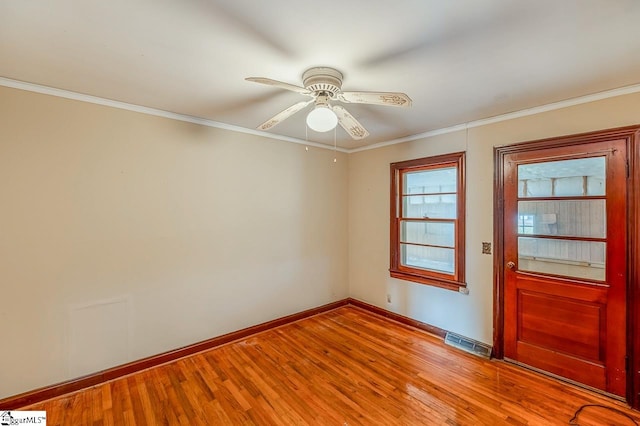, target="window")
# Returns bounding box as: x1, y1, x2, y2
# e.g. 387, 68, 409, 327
518, 214, 535, 235
390, 152, 466, 291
